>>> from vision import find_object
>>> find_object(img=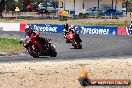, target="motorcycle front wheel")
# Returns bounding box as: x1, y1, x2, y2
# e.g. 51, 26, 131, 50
74, 41, 82, 49
49, 46, 57, 57
28, 45, 40, 58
